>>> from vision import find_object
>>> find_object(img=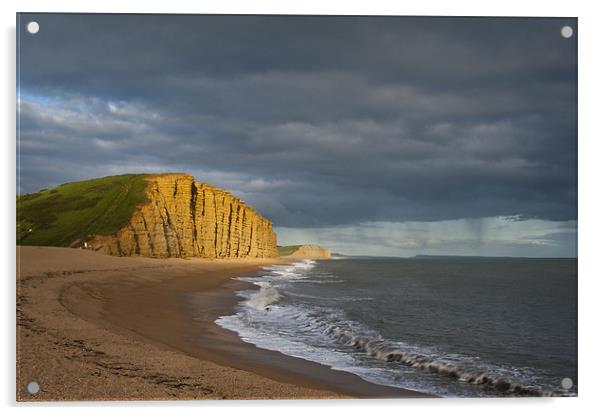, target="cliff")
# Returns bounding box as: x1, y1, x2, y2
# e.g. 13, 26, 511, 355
279, 244, 332, 259
87, 173, 278, 258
